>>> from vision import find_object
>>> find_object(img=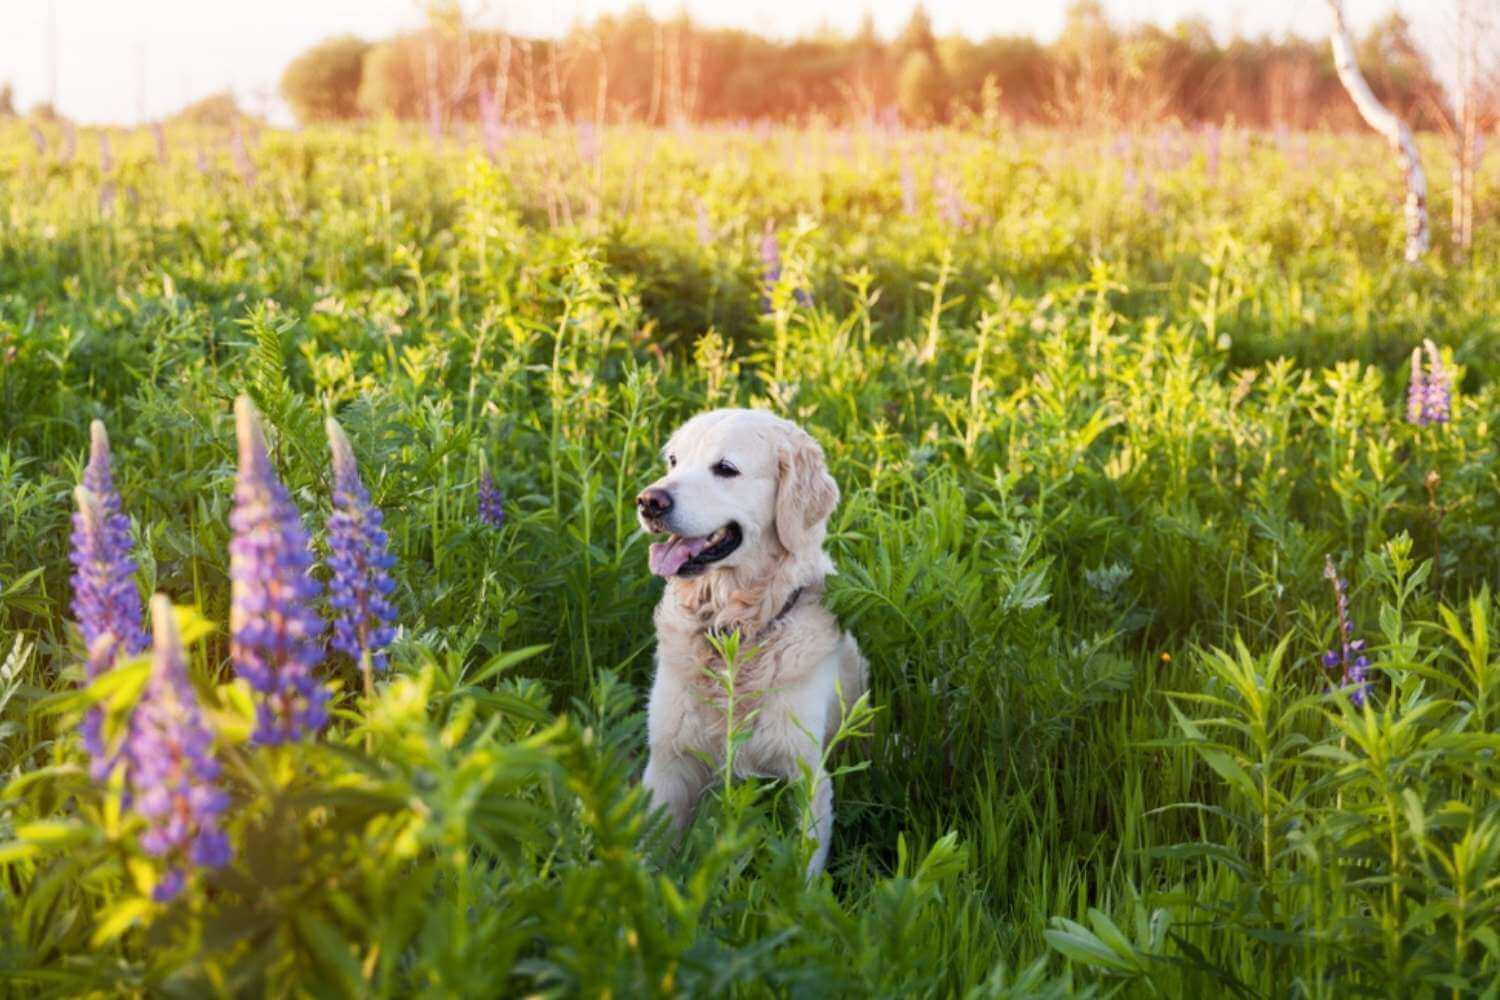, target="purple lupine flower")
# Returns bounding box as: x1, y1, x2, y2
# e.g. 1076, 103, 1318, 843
60, 121, 76, 164
478, 470, 506, 528
230, 125, 257, 188
695, 198, 712, 247
325, 419, 397, 673
478, 87, 504, 162
759, 224, 781, 313
900, 161, 918, 216
29, 124, 46, 156
1406, 347, 1426, 425
1203, 125, 1221, 182
229, 397, 328, 744
99, 131, 113, 173
128, 595, 232, 902
1407, 339, 1453, 427
70, 421, 148, 780
933, 172, 966, 229
1321, 556, 1371, 707
195, 146, 211, 175
1422, 339, 1451, 425
578, 121, 600, 166
152, 122, 168, 165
